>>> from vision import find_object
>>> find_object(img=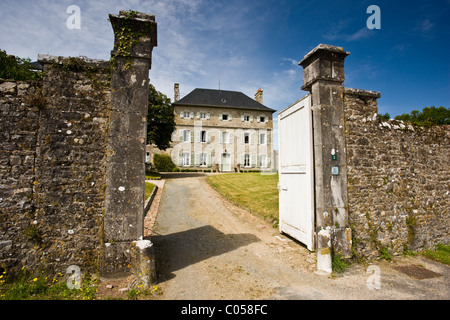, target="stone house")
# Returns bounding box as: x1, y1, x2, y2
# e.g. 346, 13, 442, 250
147, 84, 276, 172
